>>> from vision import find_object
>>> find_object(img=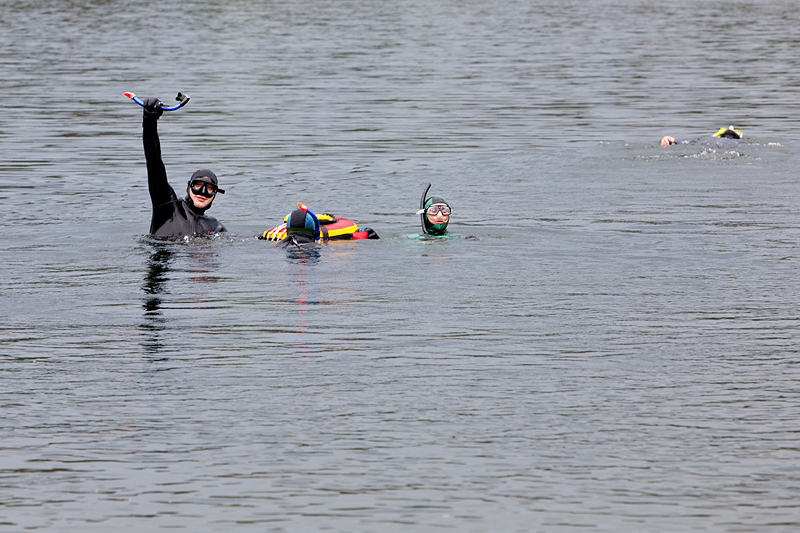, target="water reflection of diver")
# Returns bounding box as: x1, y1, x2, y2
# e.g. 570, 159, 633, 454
660, 126, 744, 146
140, 97, 227, 239
140, 244, 173, 354
259, 202, 379, 245
142, 245, 172, 316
